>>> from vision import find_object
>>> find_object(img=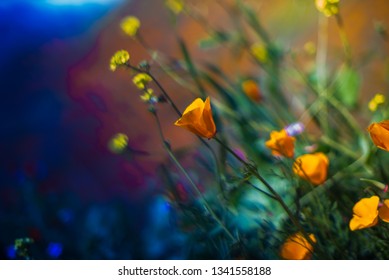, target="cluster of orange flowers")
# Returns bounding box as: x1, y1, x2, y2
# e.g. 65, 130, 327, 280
348, 120, 389, 231
264, 129, 329, 185
174, 97, 389, 259
112, 0, 389, 260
